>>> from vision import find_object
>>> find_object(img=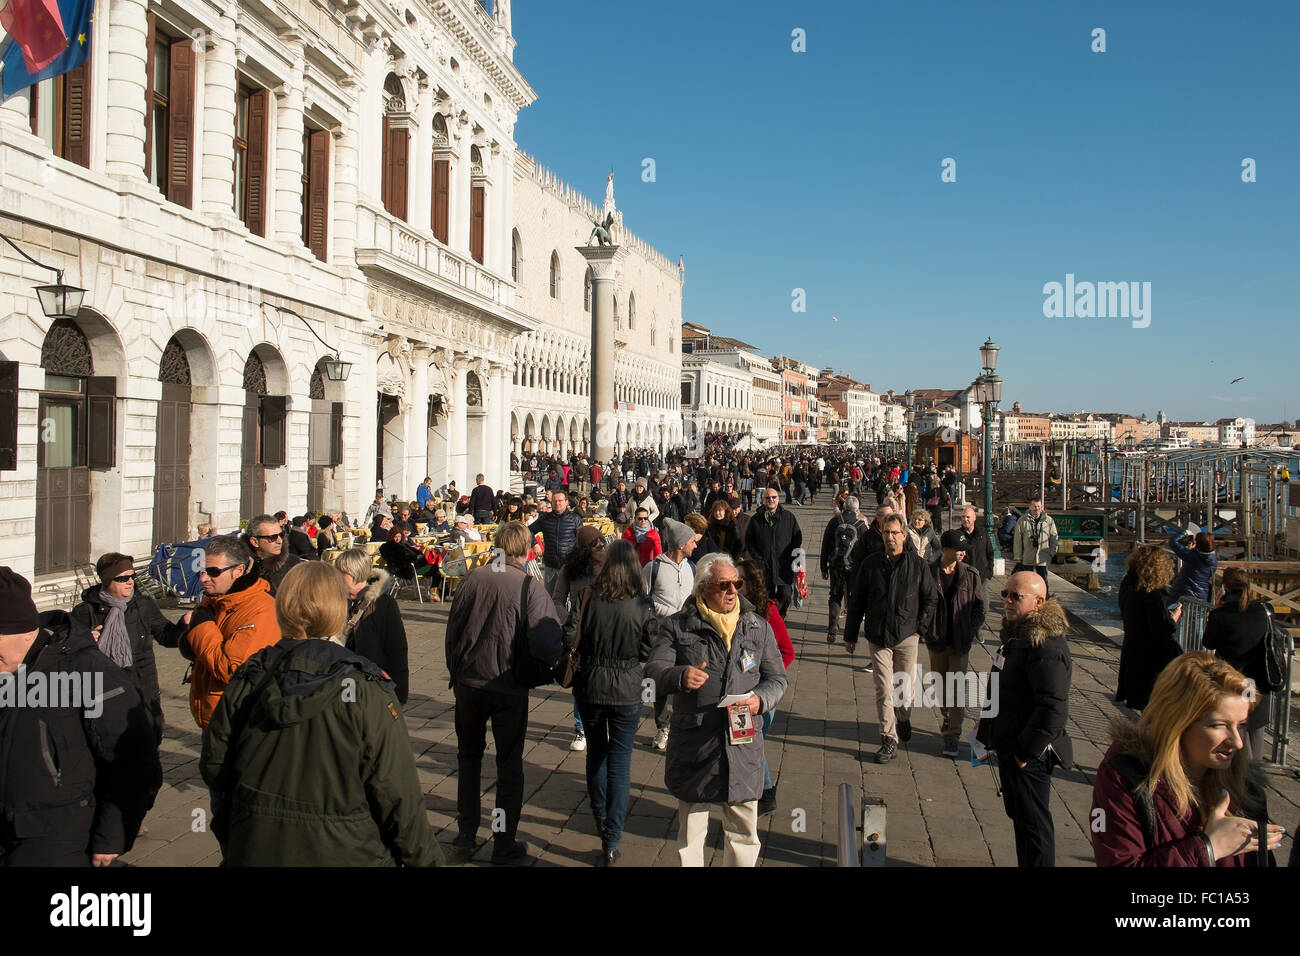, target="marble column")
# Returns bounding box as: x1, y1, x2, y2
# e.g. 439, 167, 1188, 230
104, 0, 149, 179
578, 244, 621, 465
449, 355, 469, 486
199, 14, 237, 217
491, 362, 511, 490
405, 347, 430, 498
331, 91, 360, 268
273, 43, 306, 244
